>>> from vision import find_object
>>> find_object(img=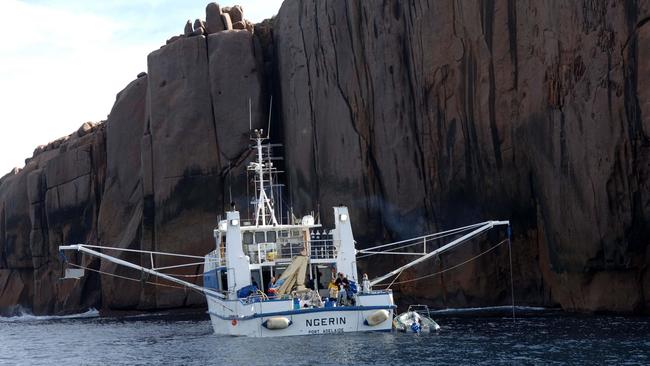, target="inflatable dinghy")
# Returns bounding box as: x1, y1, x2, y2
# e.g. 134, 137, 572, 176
393, 305, 441, 333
